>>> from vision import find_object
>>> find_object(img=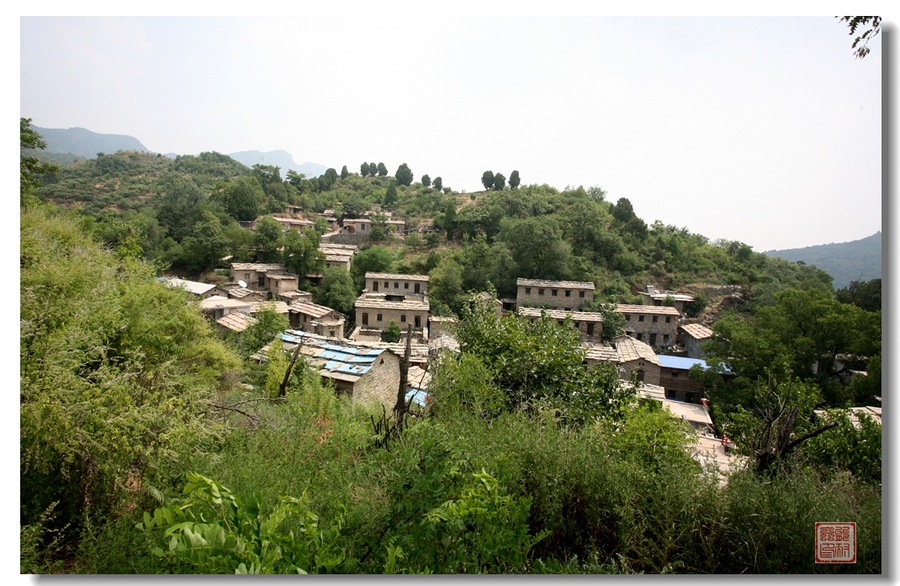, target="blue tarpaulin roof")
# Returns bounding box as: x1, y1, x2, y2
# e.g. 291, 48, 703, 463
405, 389, 430, 407
657, 355, 709, 370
